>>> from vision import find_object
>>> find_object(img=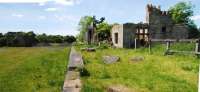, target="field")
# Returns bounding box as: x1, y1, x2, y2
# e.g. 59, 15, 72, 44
76, 44, 199, 92
0, 44, 199, 92
0, 47, 70, 92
